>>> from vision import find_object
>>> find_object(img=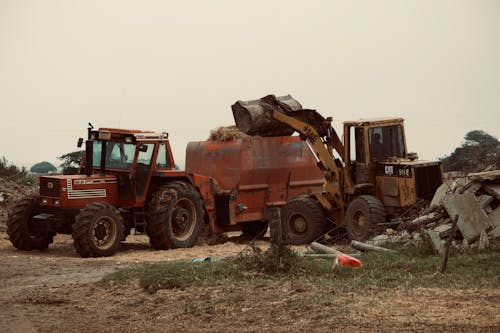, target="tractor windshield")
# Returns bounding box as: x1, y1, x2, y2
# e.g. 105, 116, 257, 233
368, 125, 405, 161
92, 140, 136, 170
